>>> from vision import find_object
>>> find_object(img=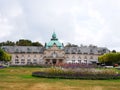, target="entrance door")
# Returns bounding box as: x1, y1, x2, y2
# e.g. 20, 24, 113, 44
52, 59, 56, 65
